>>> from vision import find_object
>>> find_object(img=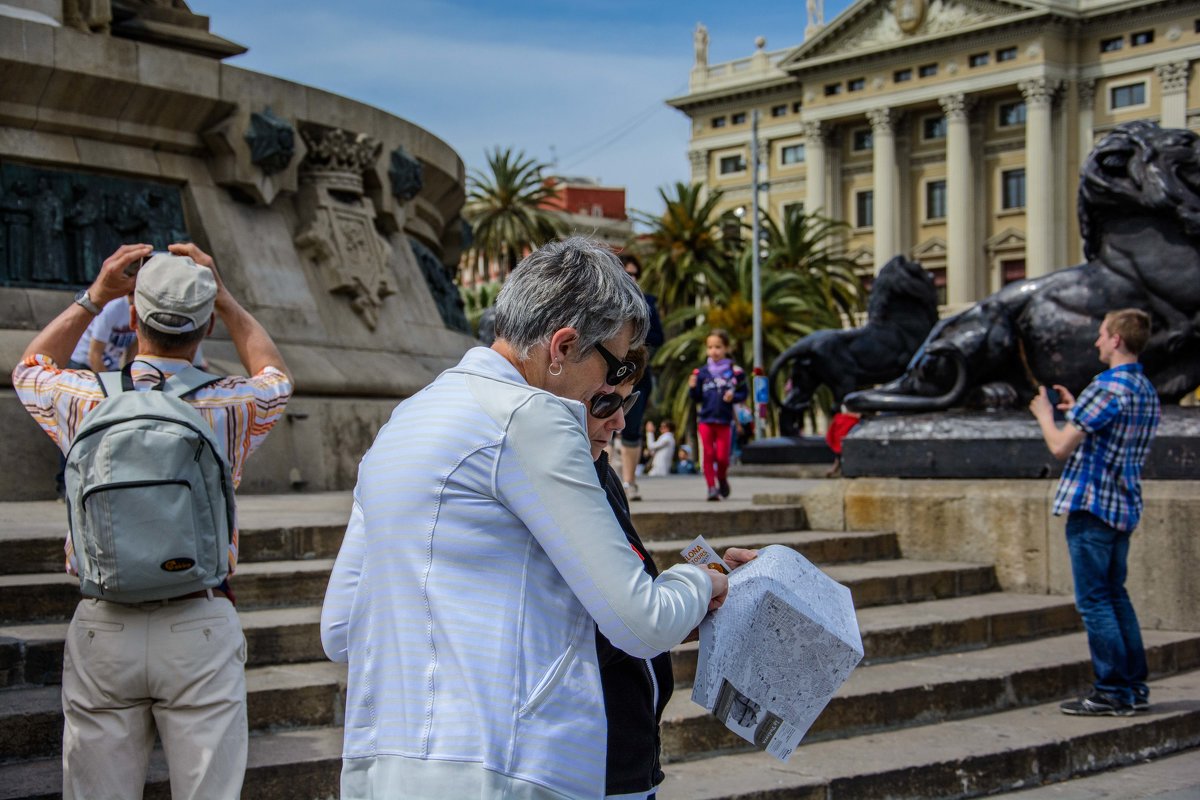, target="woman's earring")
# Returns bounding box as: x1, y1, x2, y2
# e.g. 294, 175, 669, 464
548, 361, 563, 377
